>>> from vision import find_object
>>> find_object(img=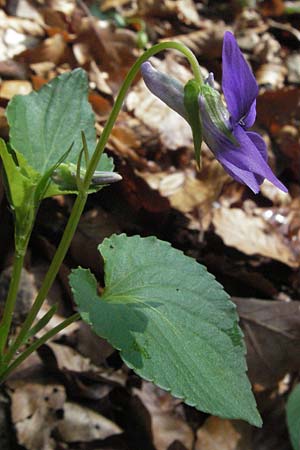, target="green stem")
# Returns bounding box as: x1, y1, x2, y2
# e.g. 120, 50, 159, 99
3, 192, 87, 366
0, 253, 25, 356
0, 313, 80, 383
4, 40, 202, 366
